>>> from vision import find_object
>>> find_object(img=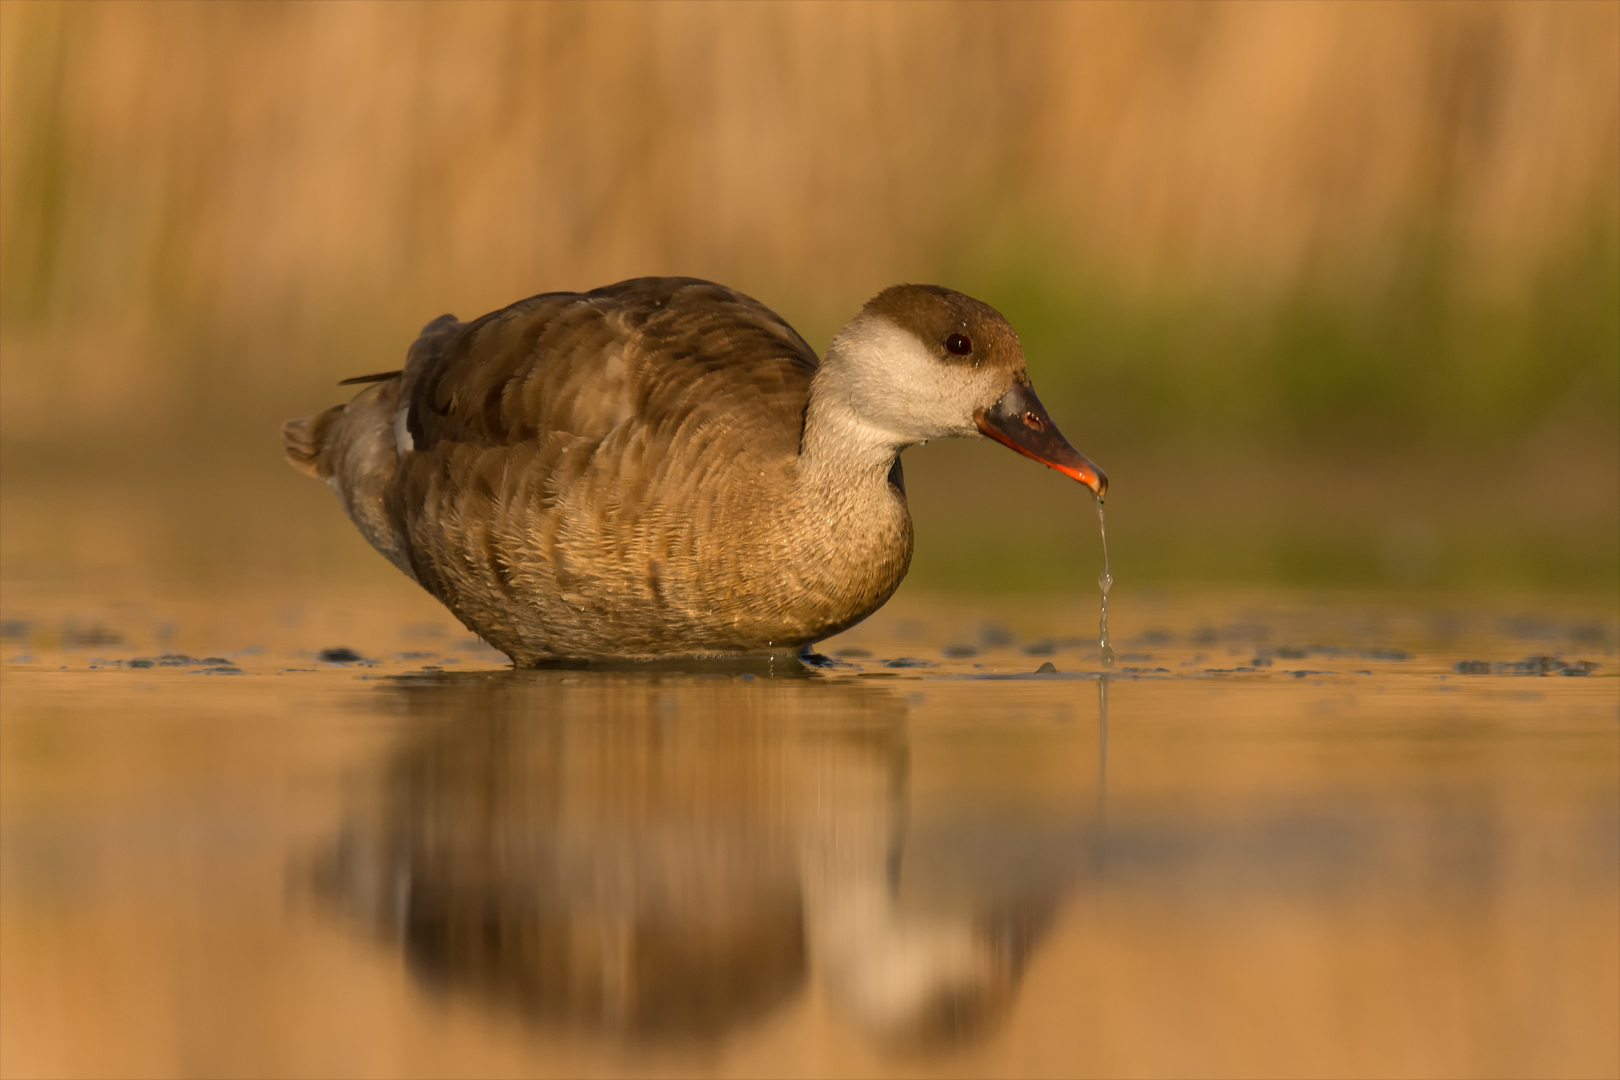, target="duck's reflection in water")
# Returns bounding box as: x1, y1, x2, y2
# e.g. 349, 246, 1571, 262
315, 672, 1073, 1050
